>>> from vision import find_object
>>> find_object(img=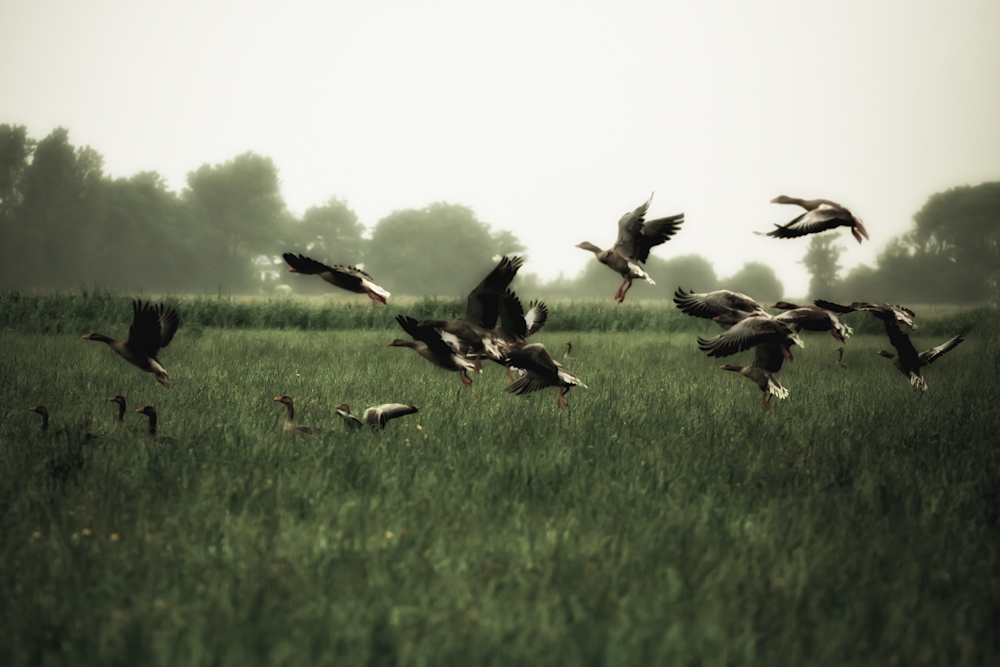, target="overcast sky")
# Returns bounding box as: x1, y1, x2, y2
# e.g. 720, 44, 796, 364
2, 0, 998, 295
